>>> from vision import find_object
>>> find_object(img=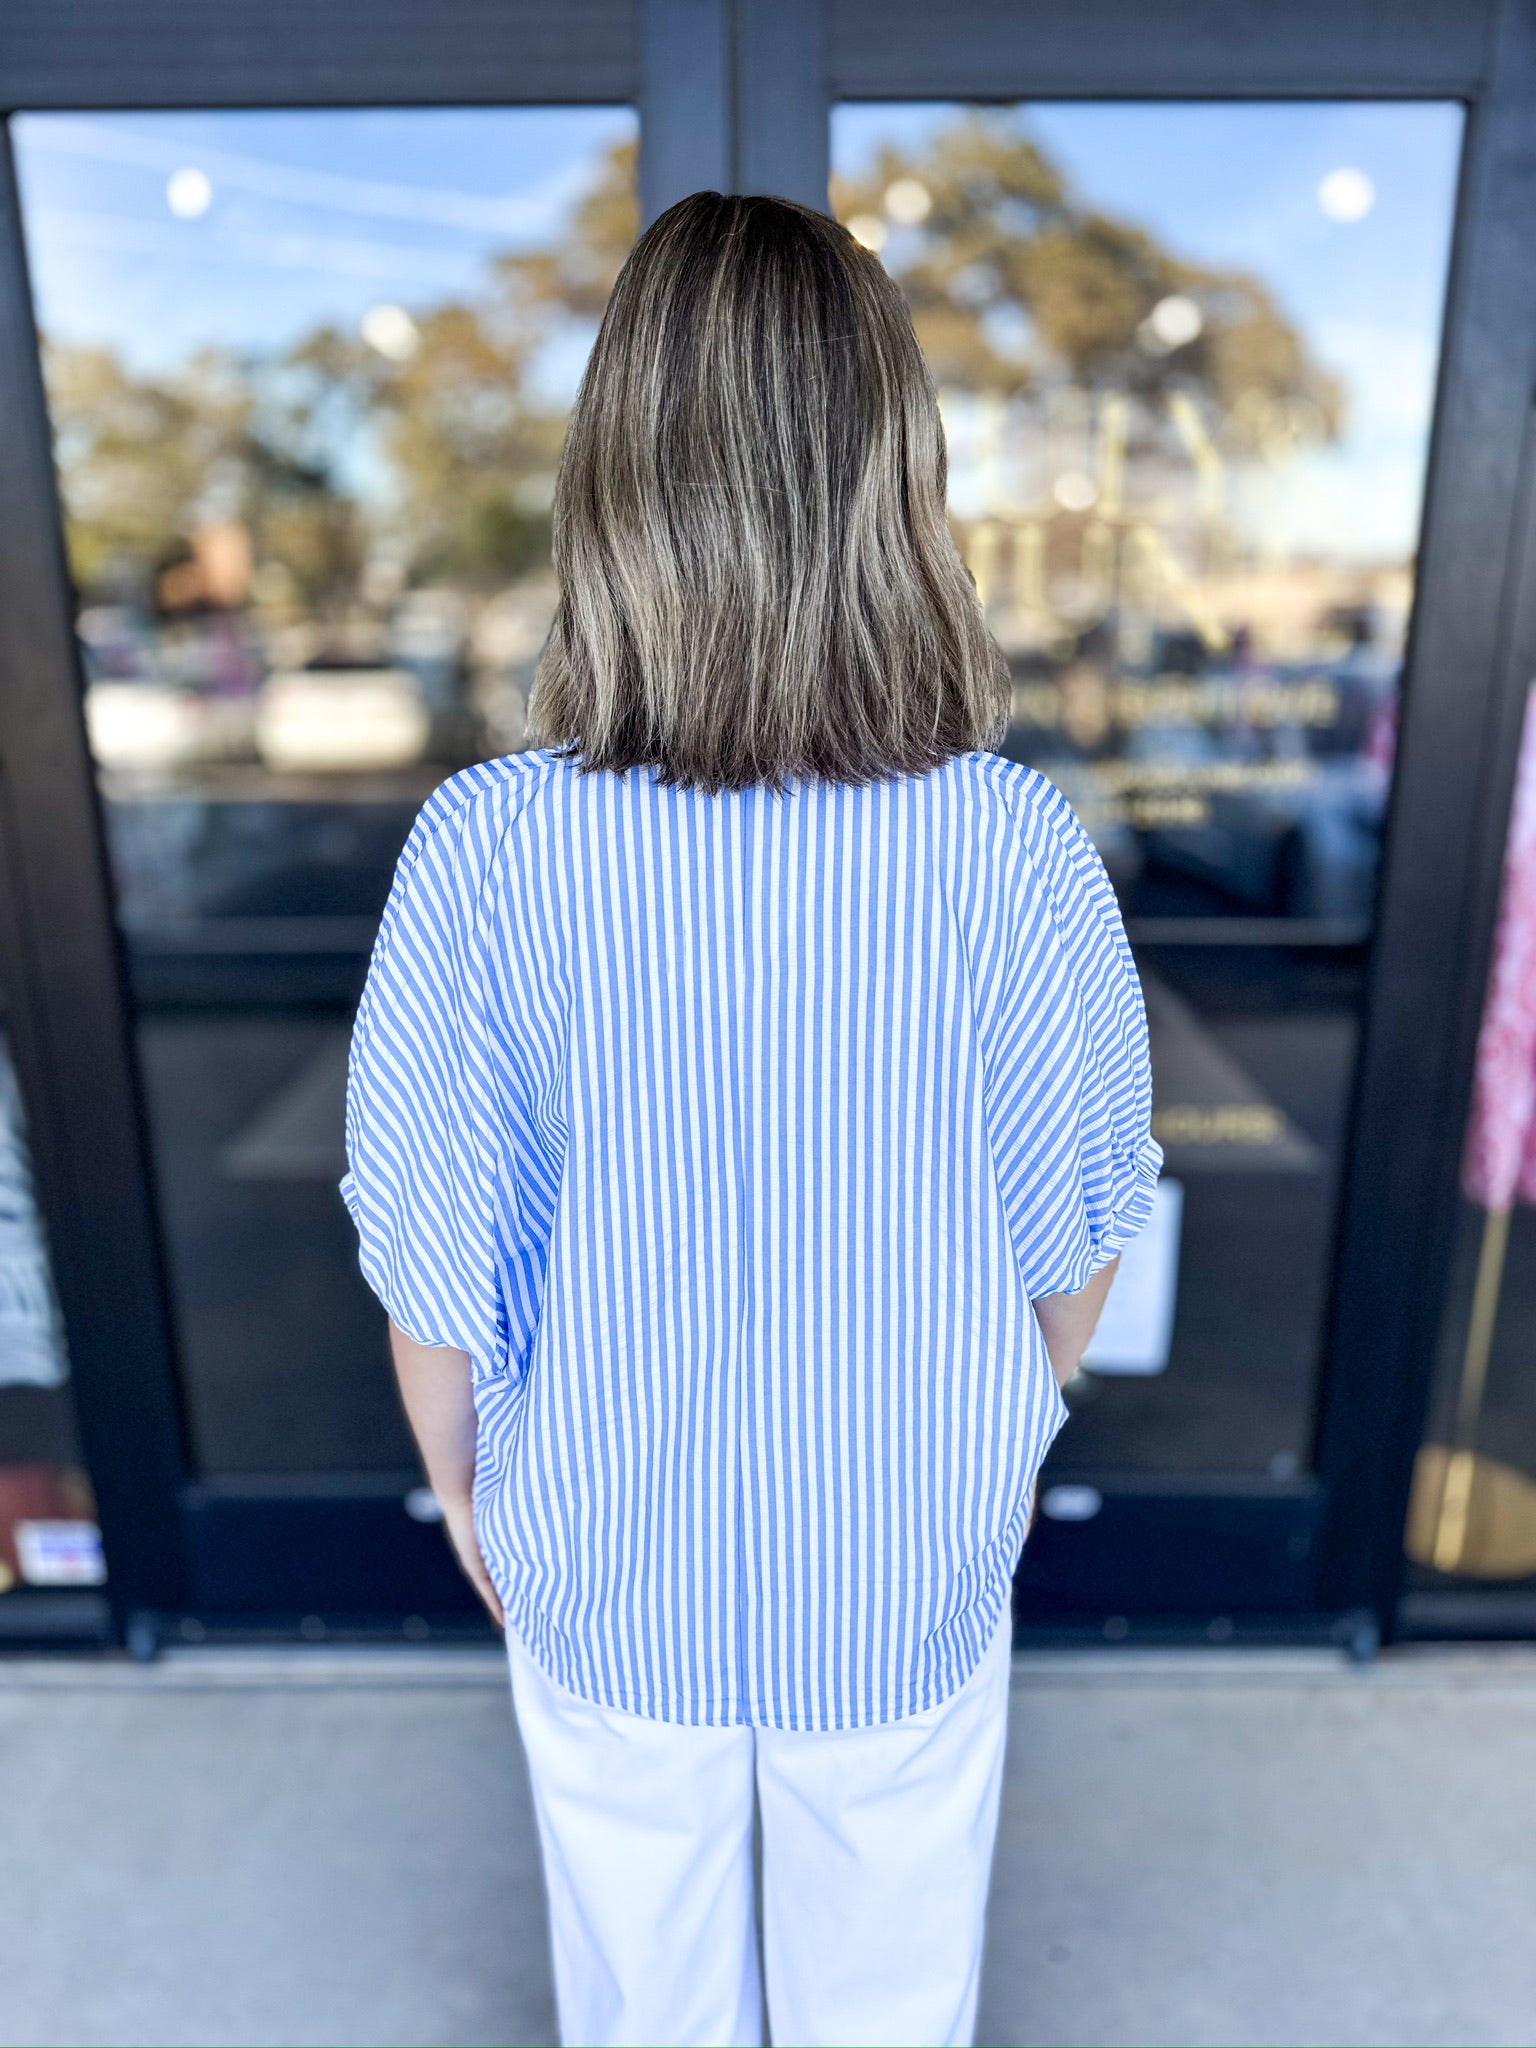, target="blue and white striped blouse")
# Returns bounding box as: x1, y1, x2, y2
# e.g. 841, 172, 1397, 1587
342, 748, 1159, 1729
